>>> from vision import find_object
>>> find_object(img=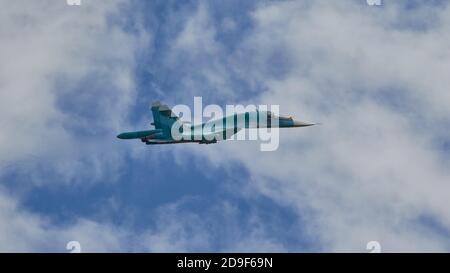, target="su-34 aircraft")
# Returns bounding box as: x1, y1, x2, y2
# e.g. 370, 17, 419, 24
117, 102, 316, 145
